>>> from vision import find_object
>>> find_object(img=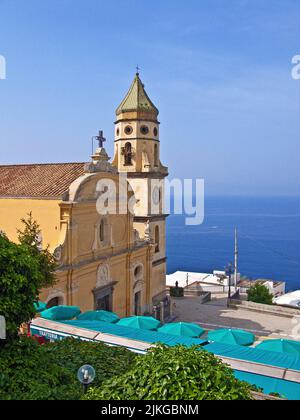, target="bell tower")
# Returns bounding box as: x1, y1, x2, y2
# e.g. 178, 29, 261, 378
112, 71, 168, 306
